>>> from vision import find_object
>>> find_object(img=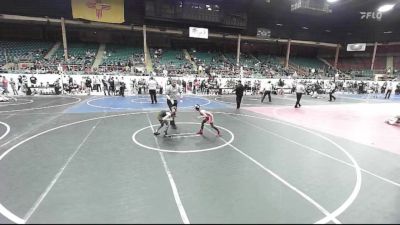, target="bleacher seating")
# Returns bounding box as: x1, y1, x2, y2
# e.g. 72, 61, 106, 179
2, 38, 398, 80
191, 51, 217, 65
254, 54, 287, 77
256, 54, 281, 66
151, 49, 193, 75
52, 42, 98, 66
0, 40, 53, 65
191, 50, 226, 69
325, 57, 374, 71
223, 53, 237, 65
158, 50, 187, 67
290, 57, 326, 69
240, 54, 260, 68
374, 57, 386, 70
101, 44, 144, 67
325, 56, 386, 76
188, 50, 239, 77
